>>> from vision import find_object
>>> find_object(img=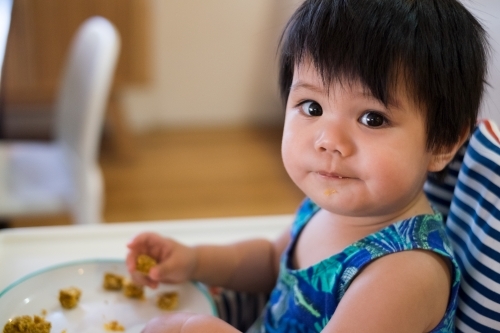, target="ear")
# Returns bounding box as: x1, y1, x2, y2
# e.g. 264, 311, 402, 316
427, 130, 470, 172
